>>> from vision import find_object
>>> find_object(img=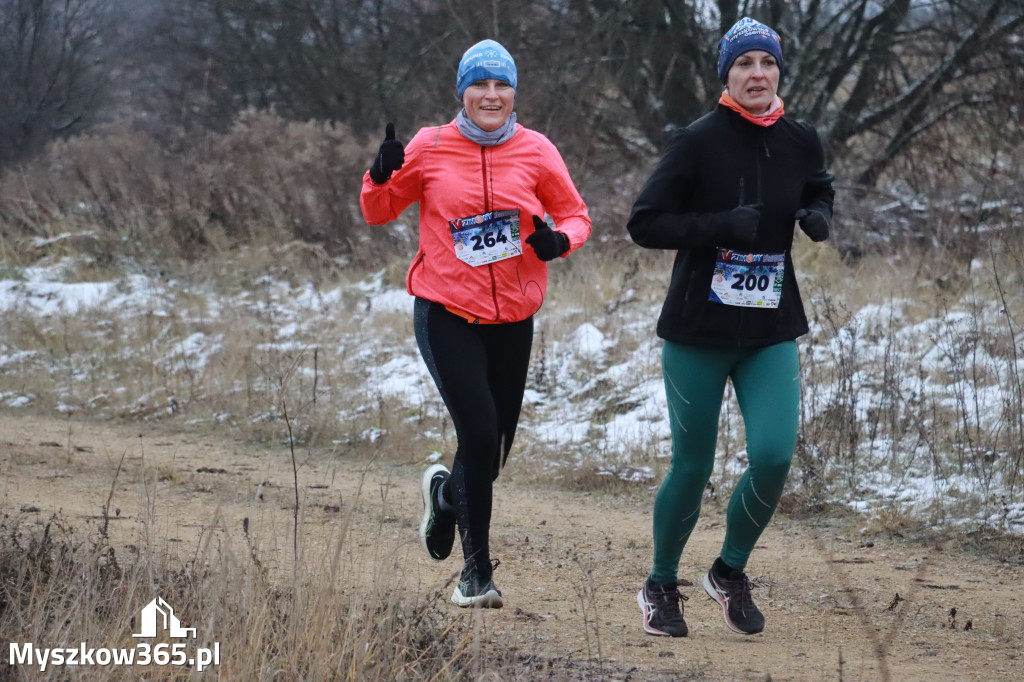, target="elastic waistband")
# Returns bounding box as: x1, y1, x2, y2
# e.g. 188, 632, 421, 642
444, 304, 501, 325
